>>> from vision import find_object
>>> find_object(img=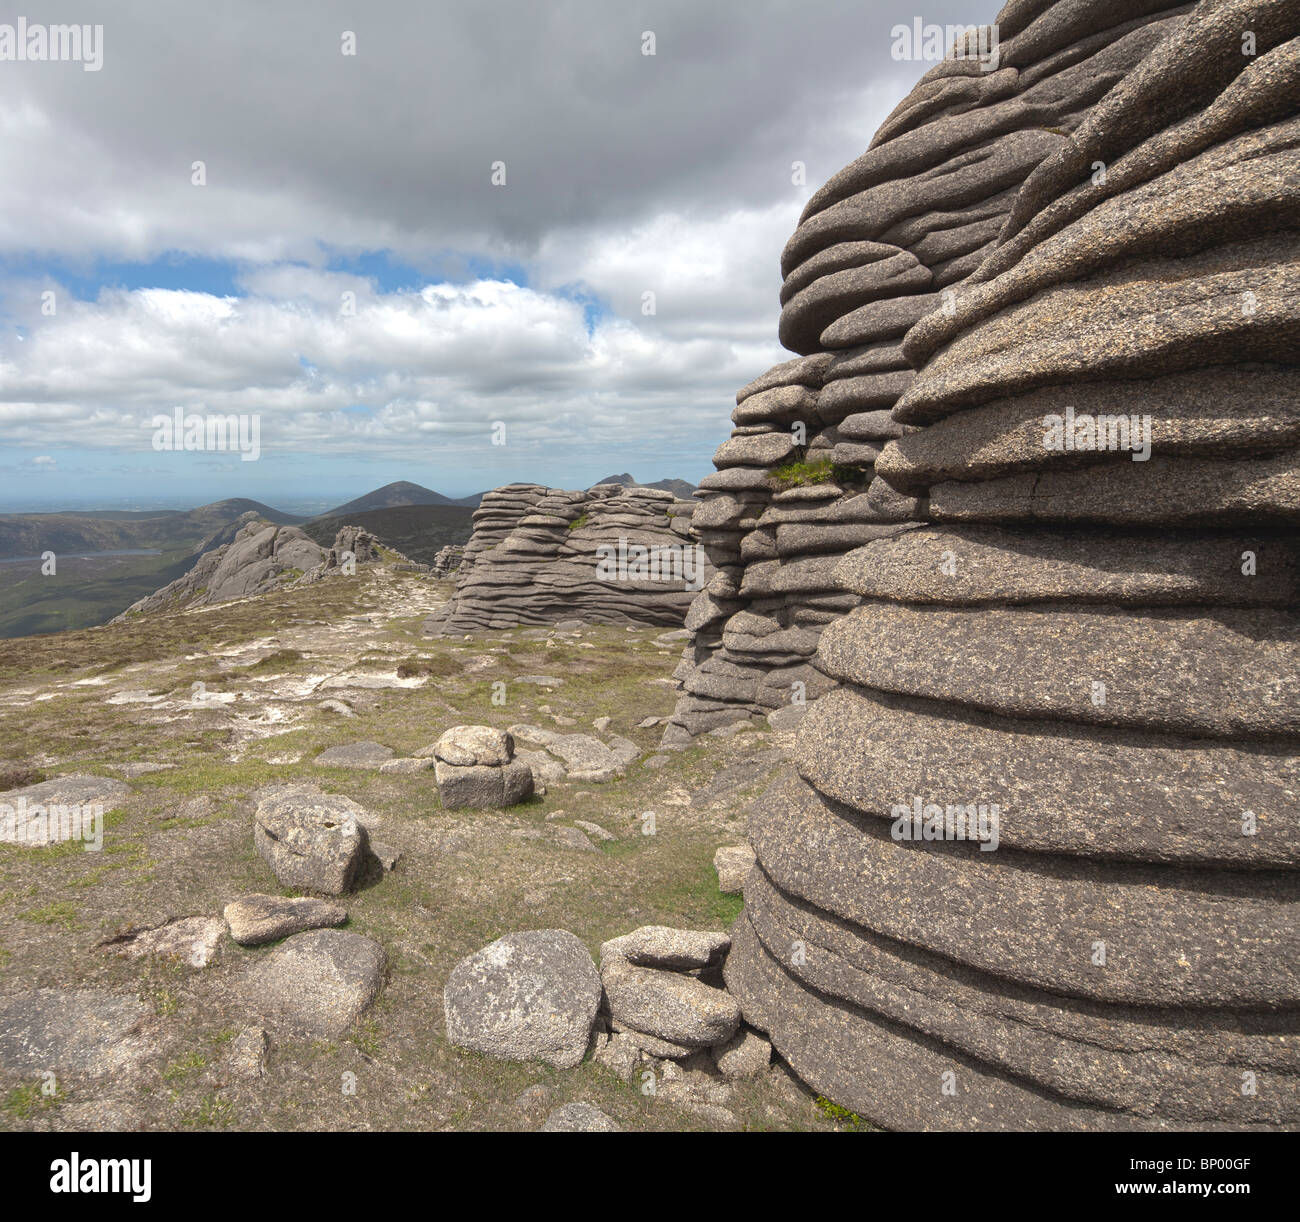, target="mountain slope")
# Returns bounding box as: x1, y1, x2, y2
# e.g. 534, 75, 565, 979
302, 504, 474, 566
318, 481, 456, 518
